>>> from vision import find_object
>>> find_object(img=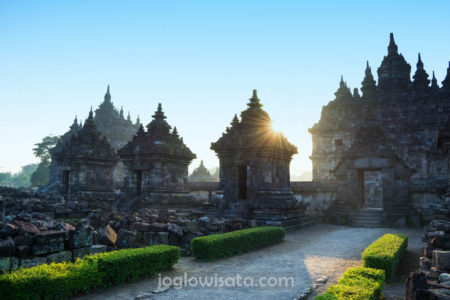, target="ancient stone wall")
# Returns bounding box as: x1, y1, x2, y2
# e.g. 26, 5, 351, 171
188, 181, 337, 216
